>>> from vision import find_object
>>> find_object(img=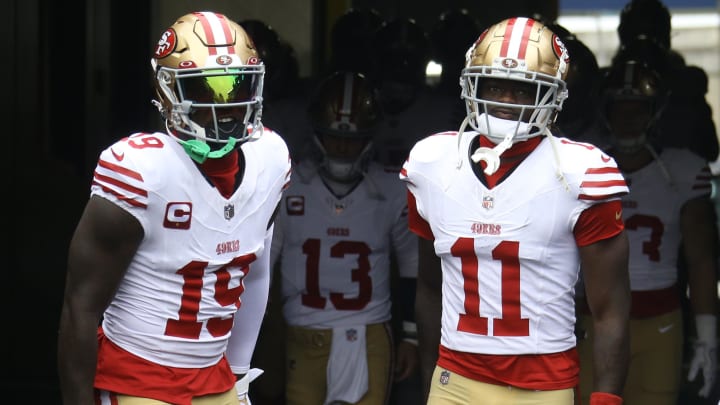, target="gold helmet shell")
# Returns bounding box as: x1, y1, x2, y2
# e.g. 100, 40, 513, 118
308, 71, 381, 182
308, 71, 382, 137
460, 17, 570, 143
152, 12, 260, 71
466, 17, 569, 81
151, 11, 266, 162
